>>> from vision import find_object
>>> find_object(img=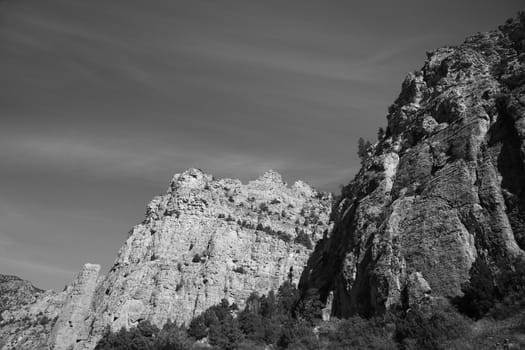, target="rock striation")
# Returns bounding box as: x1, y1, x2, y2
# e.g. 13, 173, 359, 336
77, 169, 331, 349
0, 170, 332, 350
300, 14, 525, 318
3, 13, 524, 350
